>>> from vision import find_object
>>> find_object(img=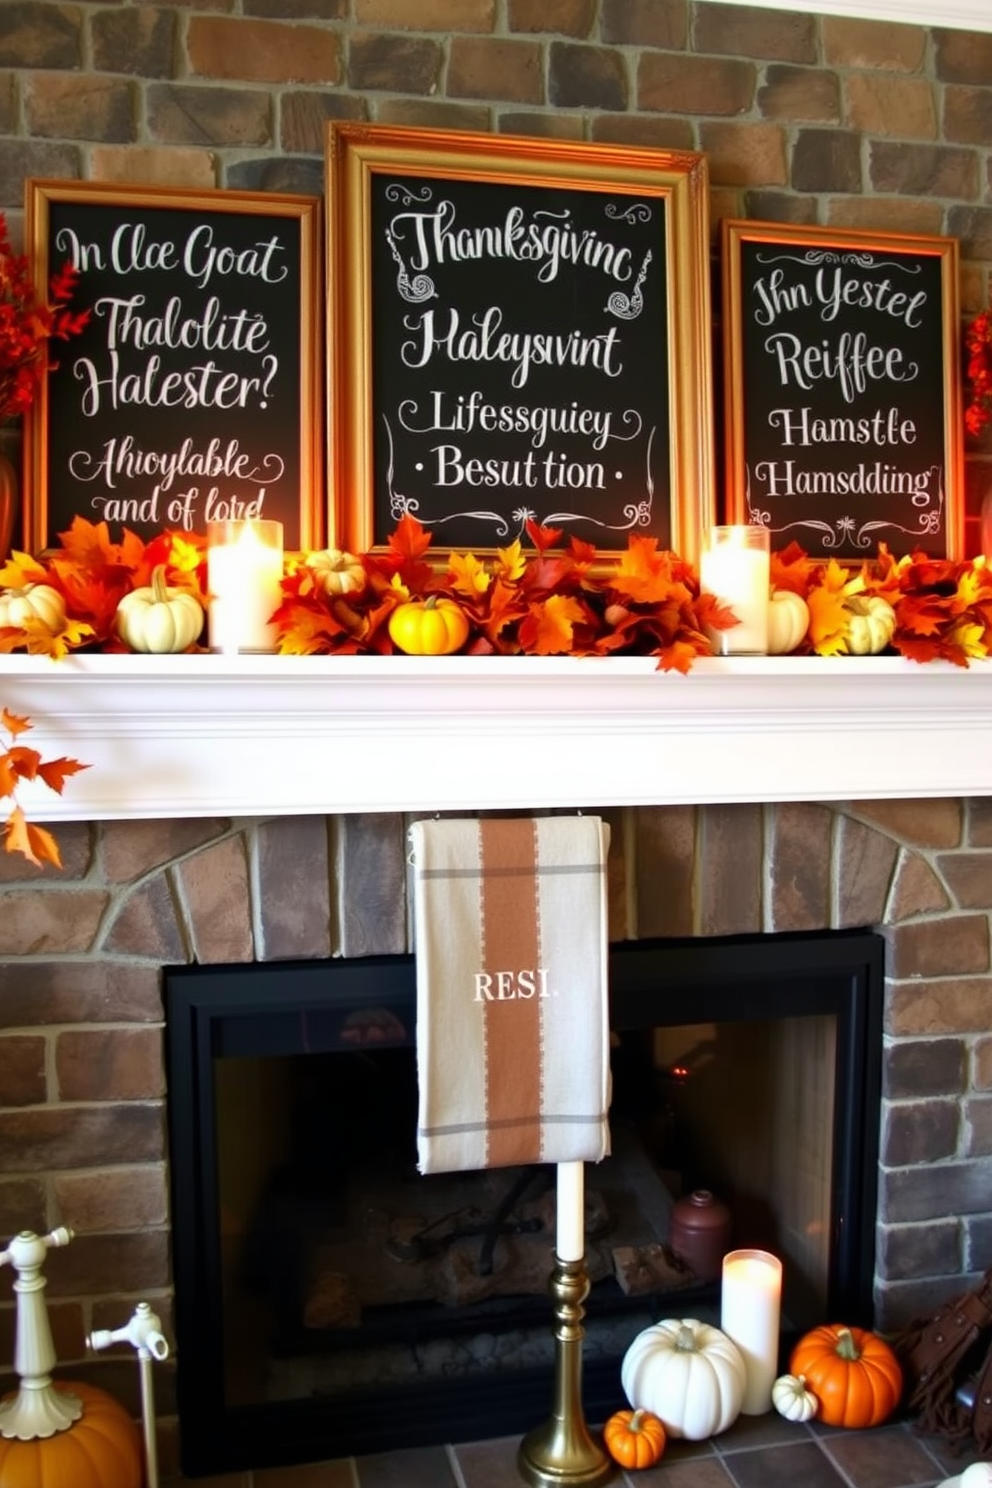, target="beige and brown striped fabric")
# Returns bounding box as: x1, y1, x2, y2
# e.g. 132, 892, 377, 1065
410, 815, 611, 1175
